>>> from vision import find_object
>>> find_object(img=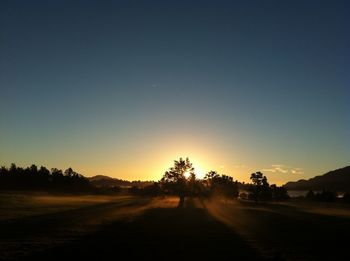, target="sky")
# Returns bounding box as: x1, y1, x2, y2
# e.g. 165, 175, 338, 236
1, 0, 349, 184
